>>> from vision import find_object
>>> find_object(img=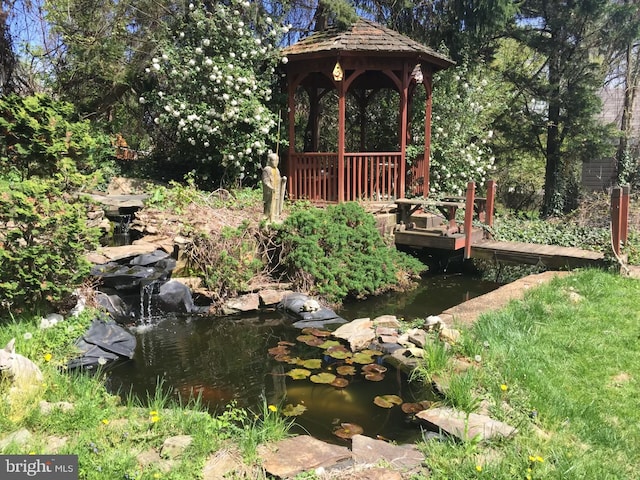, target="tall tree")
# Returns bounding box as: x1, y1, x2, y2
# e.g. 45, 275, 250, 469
504, 0, 615, 215
604, 0, 640, 185
353, 0, 517, 61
